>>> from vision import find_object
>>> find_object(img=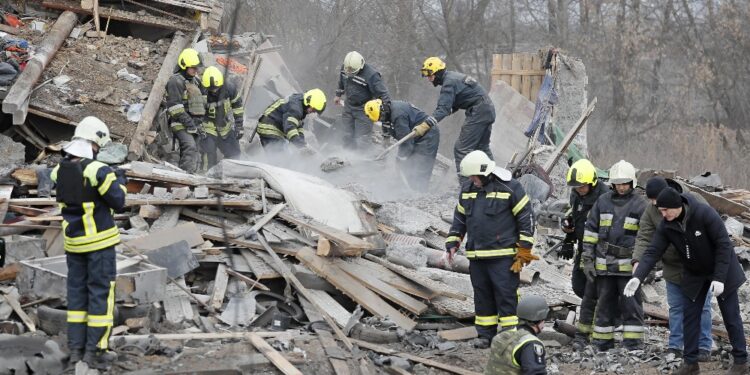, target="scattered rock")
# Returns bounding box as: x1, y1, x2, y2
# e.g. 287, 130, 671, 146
96, 142, 128, 164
